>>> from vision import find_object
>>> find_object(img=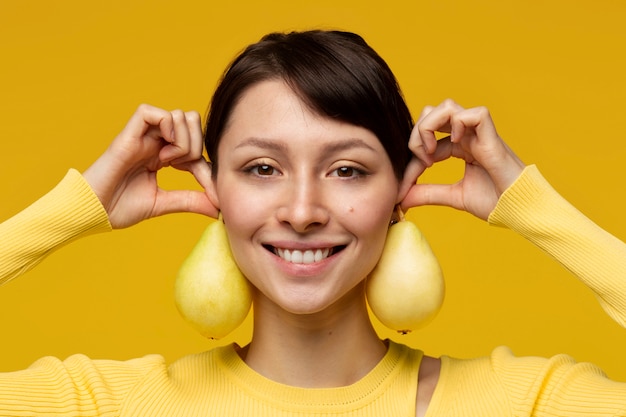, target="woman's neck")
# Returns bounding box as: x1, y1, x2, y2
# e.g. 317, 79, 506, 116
240, 283, 387, 388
